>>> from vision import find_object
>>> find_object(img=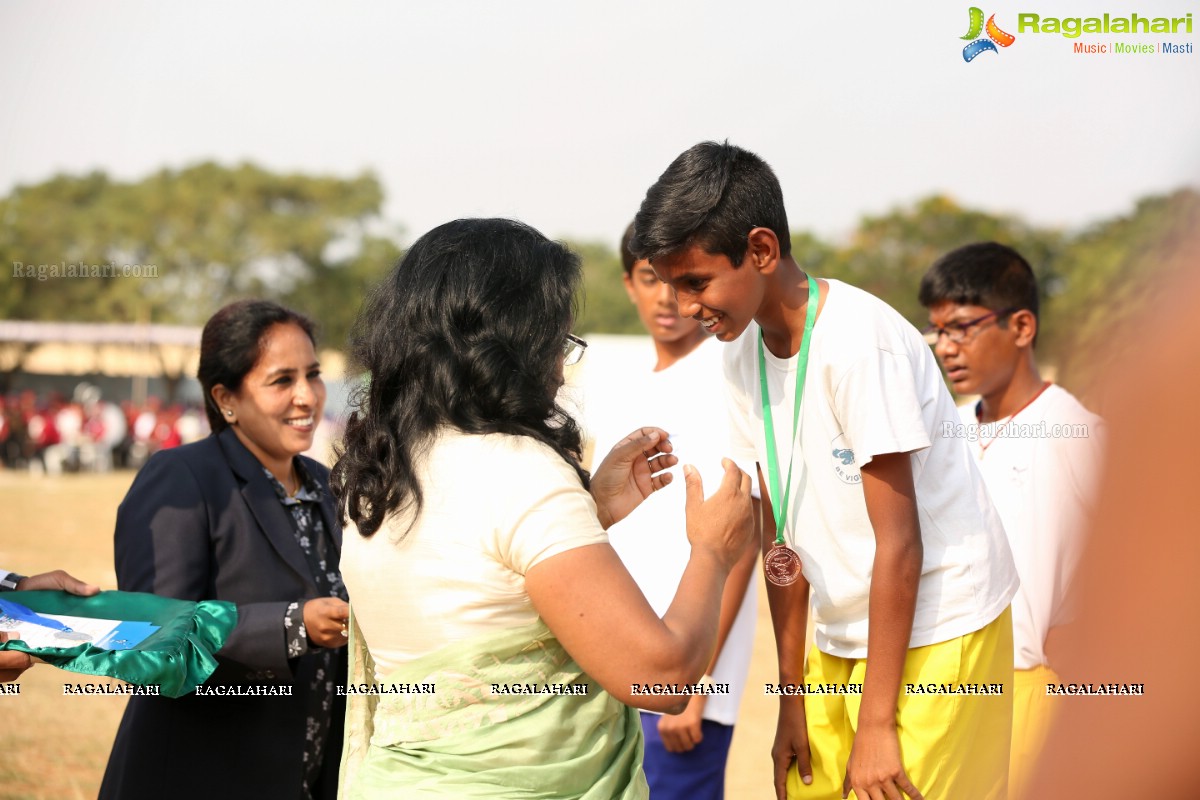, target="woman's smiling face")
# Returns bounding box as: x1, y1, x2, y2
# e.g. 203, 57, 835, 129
214, 322, 325, 469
